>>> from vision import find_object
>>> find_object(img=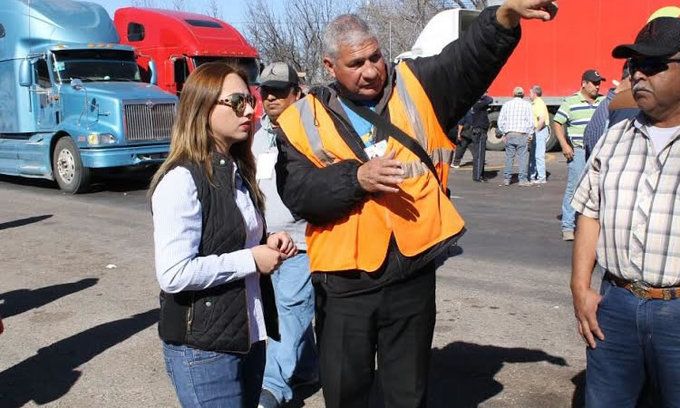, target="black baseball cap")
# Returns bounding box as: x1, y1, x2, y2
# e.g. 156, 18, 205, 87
582, 69, 605, 83
259, 62, 299, 89
612, 17, 680, 59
